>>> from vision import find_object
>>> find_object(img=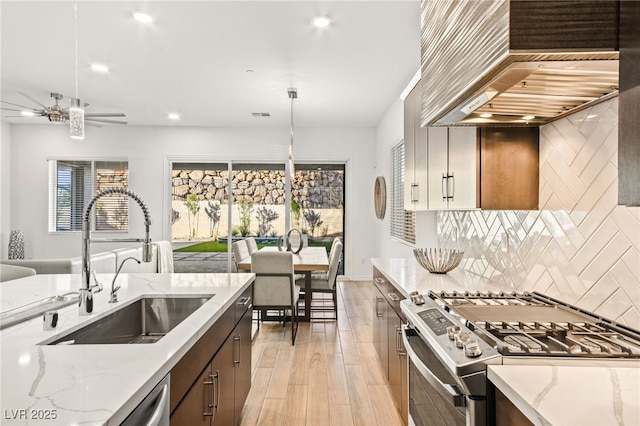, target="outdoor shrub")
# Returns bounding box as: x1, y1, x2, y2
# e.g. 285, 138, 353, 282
205, 200, 221, 239
256, 207, 279, 236
302, 209, 323, 236
238, 200, 254, 237
184, 193, 200, 240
